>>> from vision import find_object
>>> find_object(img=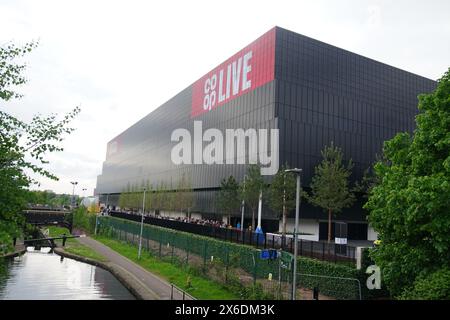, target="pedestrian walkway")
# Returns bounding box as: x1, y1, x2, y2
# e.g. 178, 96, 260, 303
75, 236, 193, 300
